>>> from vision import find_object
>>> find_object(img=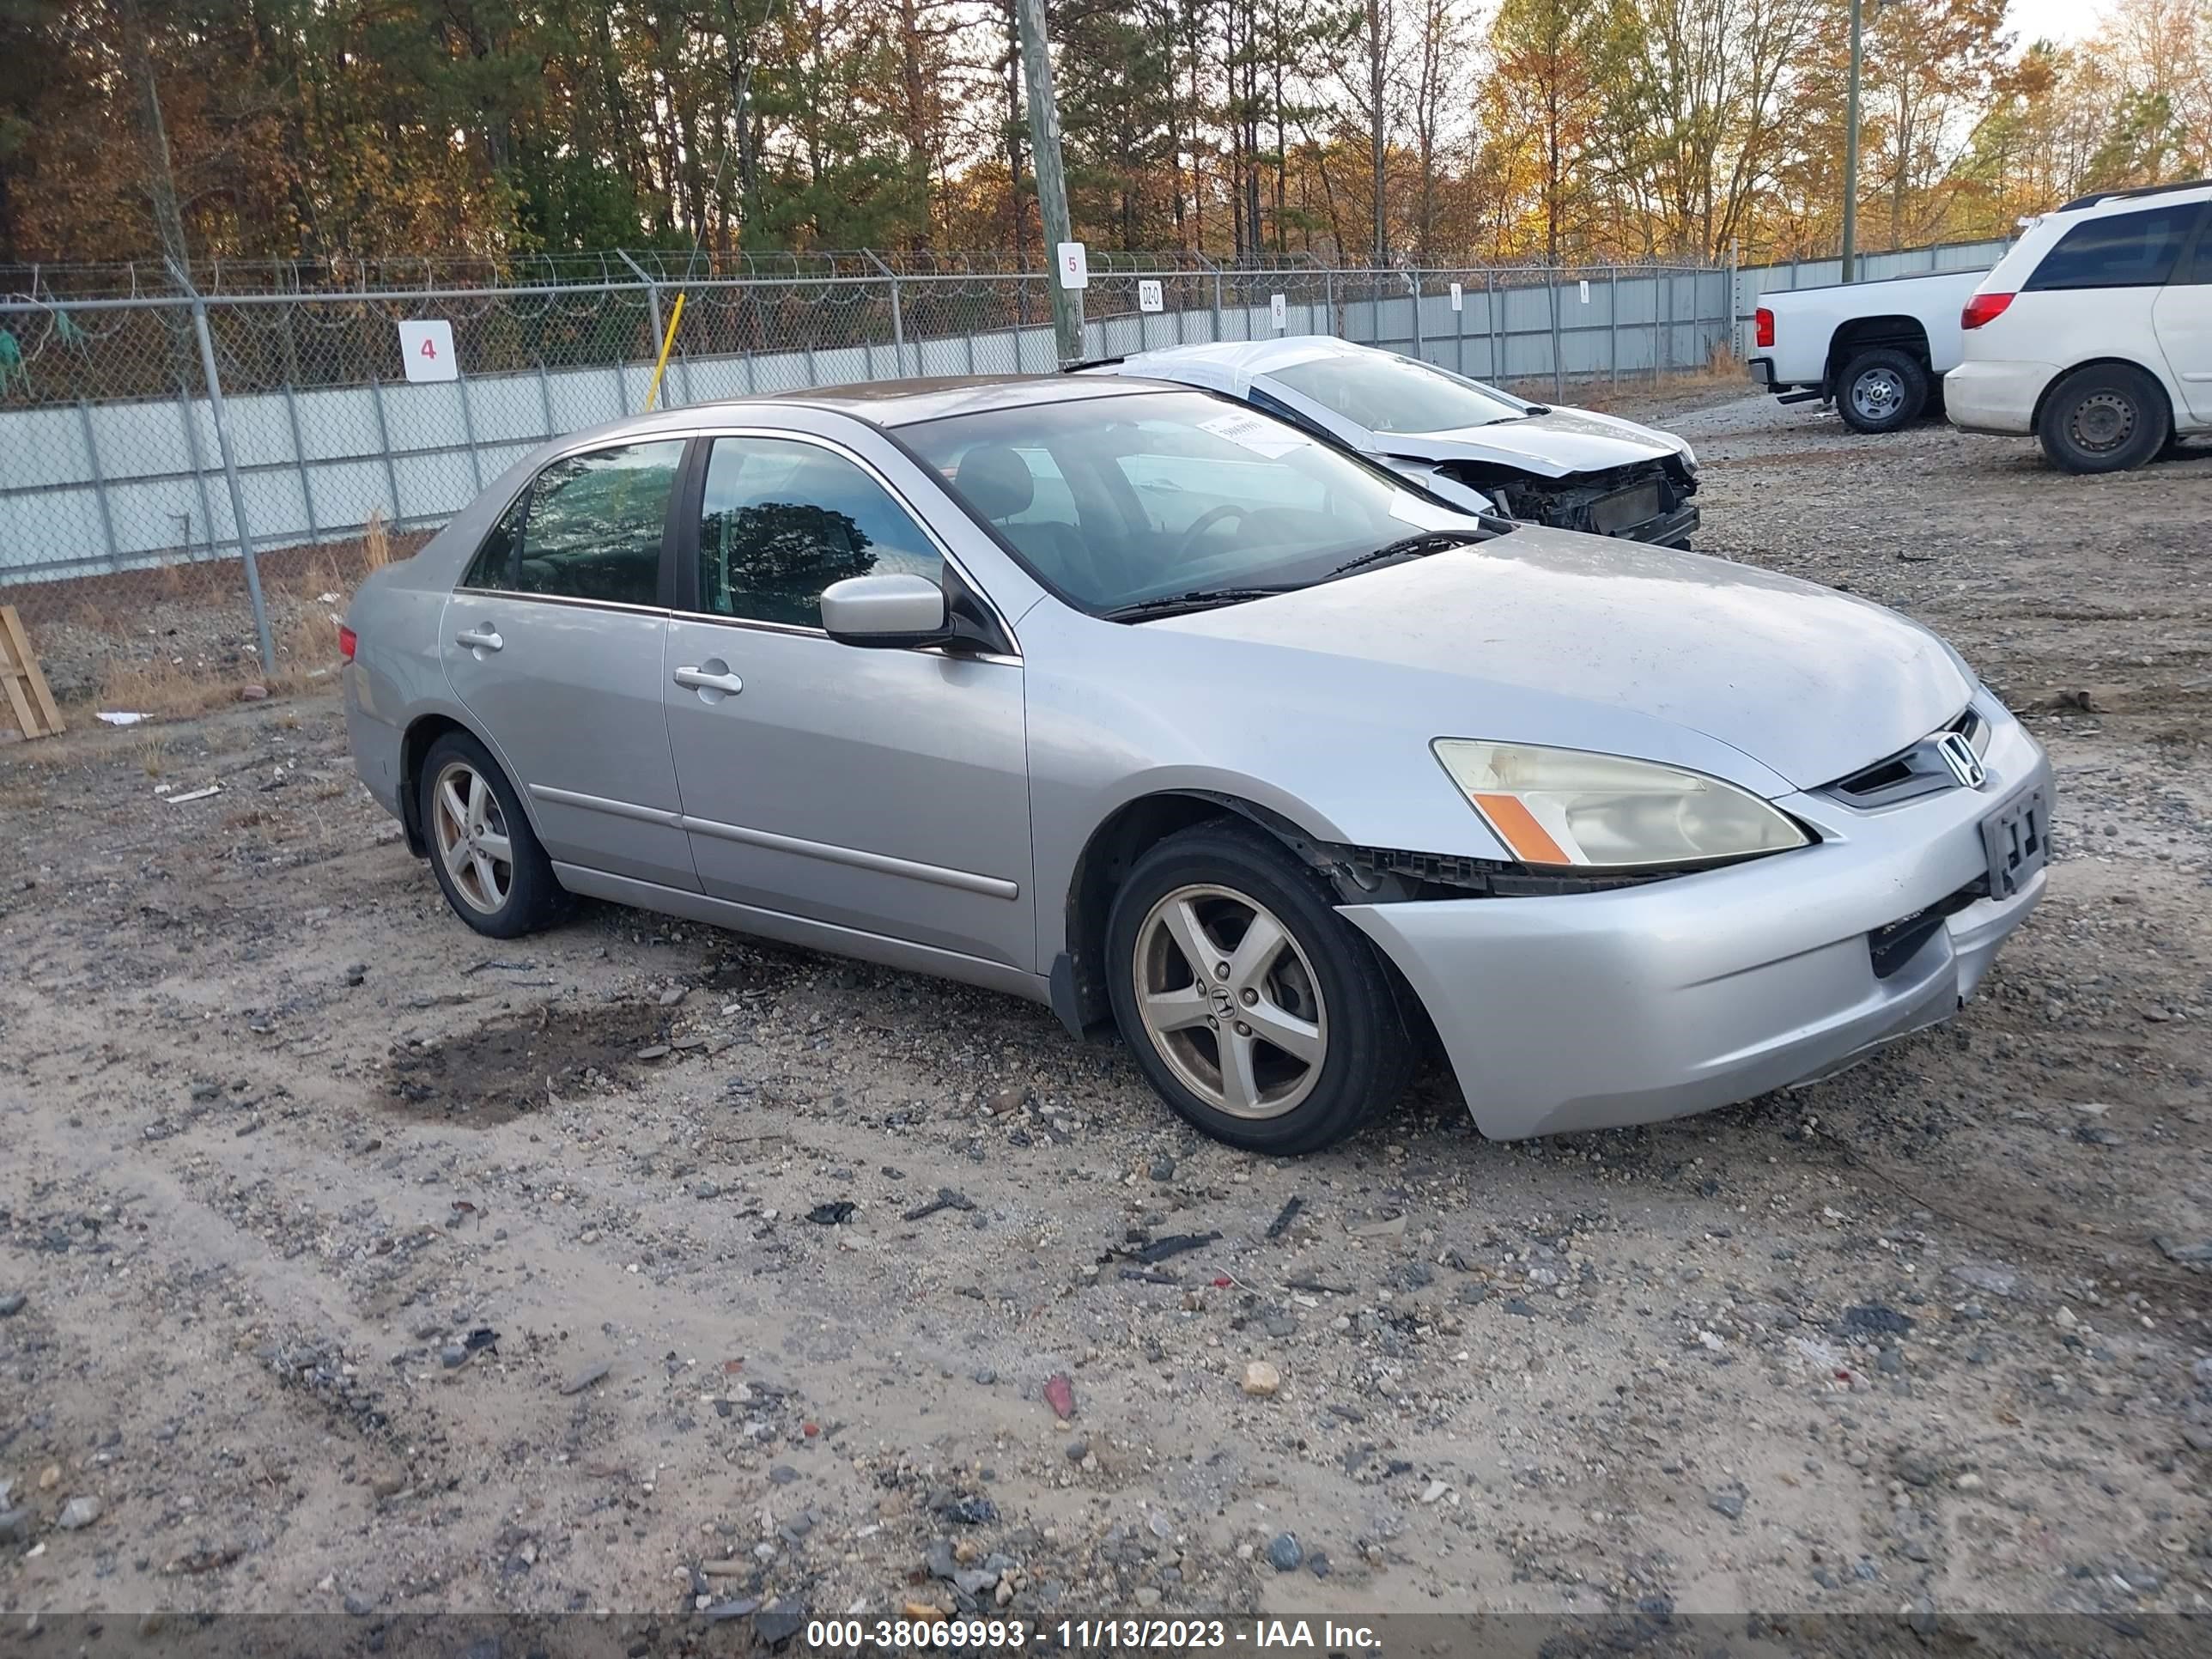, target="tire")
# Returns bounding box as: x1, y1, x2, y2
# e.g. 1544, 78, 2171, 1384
1834, 346, 1928, 434
417, 731, 567, 939
2036, 362, 2171, 474
1103, 818, 1417, 1154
